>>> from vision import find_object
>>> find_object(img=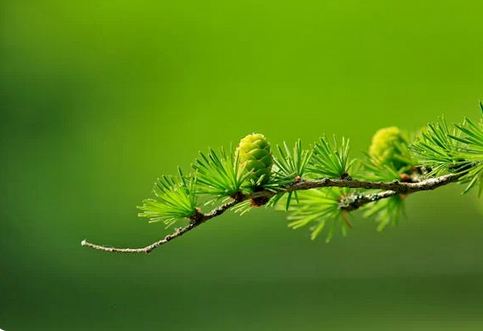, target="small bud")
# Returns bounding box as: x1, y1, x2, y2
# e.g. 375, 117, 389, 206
237, 133, 273, 185
399, 173, 411, 182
